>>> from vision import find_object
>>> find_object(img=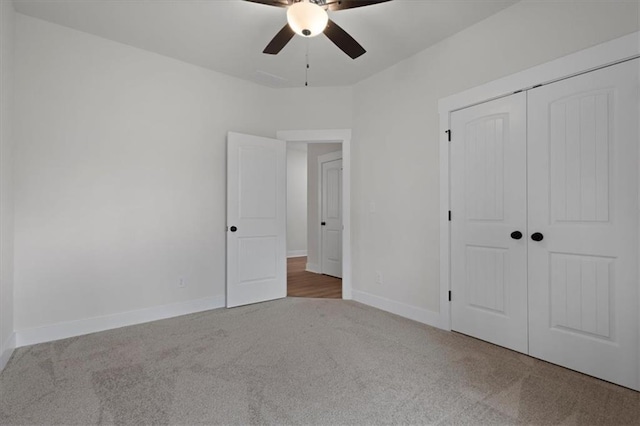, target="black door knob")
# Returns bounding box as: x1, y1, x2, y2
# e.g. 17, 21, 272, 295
531, 232, 544, 242
230, 226, 237, 232
510, 231, 523, 240
321, 222, 326, 226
